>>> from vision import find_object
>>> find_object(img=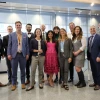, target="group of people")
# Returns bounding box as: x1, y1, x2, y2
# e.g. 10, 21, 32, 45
0, 21, 100, 92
